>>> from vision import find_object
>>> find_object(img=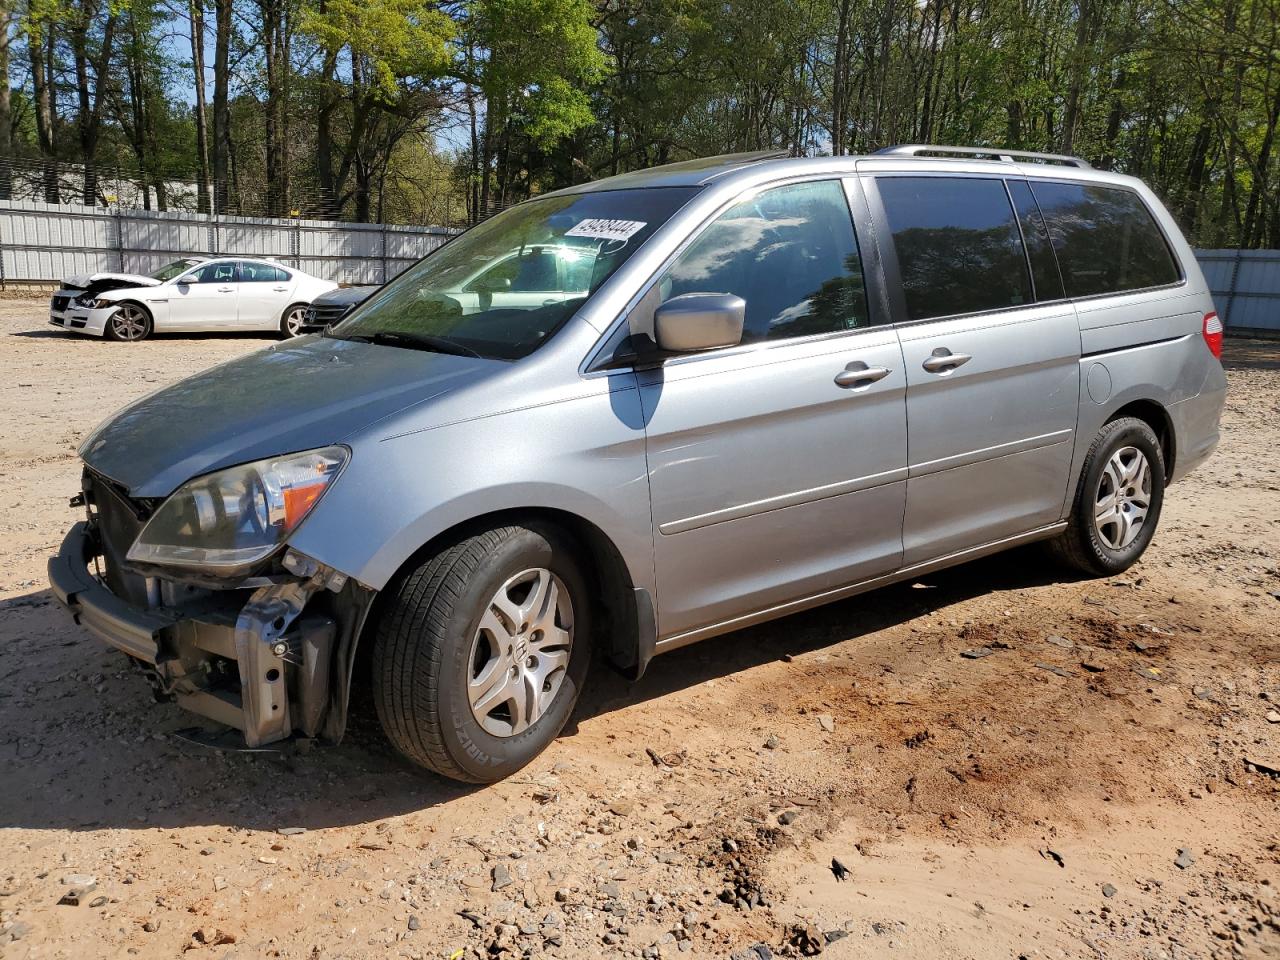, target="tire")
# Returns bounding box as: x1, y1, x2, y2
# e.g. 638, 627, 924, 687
105, 302, 153, 342
370, 524, 591, 783
1050, 416, 1165, 576
280, 303, 310, 338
